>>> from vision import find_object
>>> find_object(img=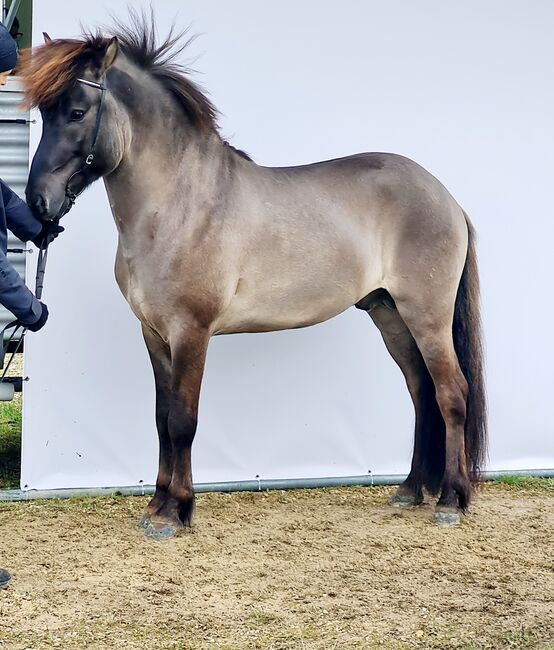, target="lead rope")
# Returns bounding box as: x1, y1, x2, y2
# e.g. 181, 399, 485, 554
0, 238, 50, 381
